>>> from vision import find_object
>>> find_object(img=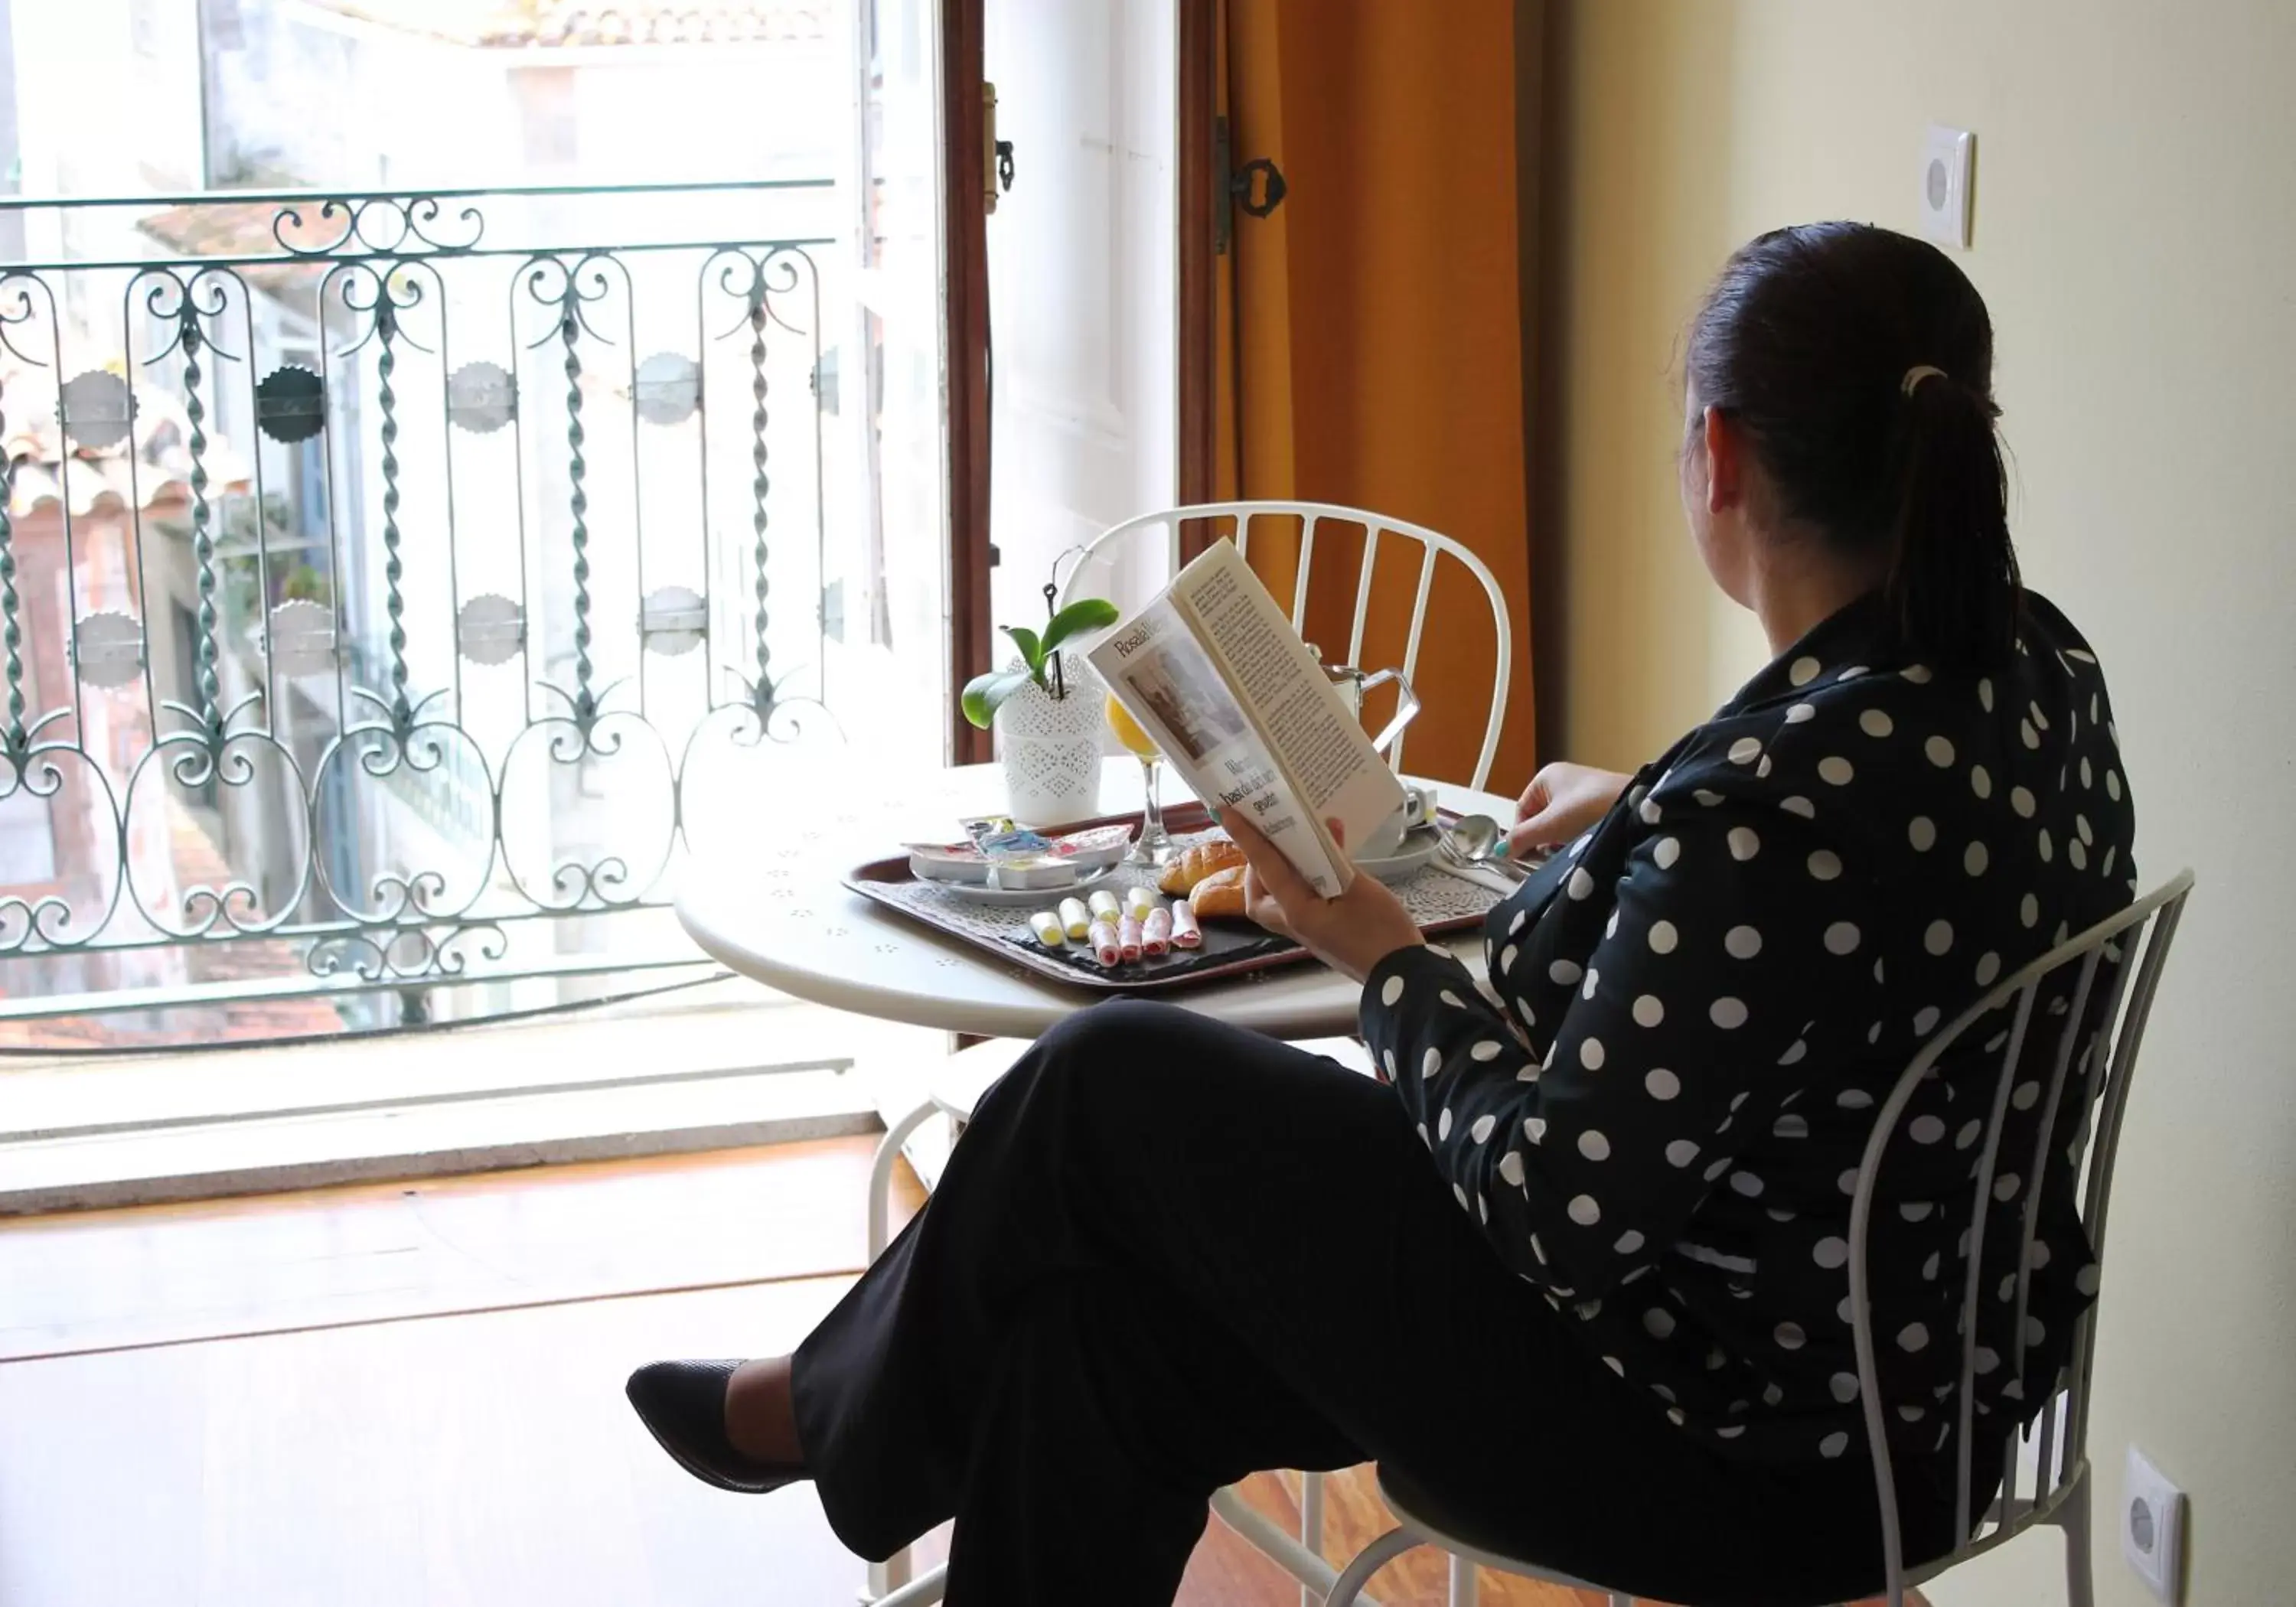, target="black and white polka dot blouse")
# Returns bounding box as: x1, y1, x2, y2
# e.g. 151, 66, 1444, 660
1361, 591, 2137, 1472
